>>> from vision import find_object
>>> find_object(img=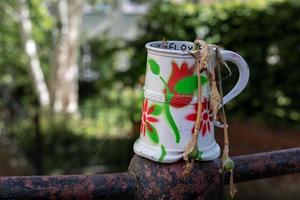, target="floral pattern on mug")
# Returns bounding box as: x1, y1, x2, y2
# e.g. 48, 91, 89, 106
164, 62, 194, 107
185, 99, 213, 137
140, 99, 162, 144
